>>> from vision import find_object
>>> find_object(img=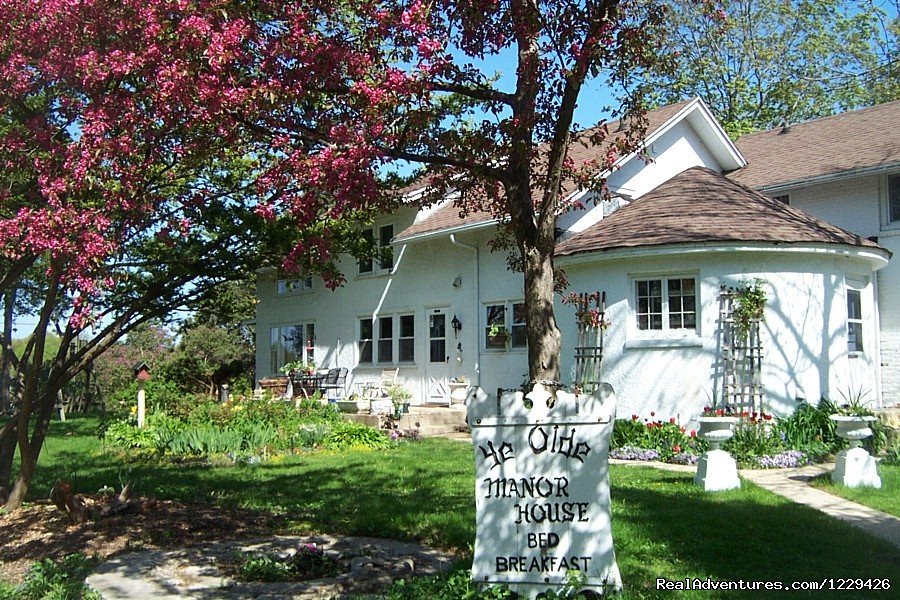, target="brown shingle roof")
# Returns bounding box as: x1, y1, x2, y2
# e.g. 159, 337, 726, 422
555, 167, 885, 257
728, 100, 900, 189
394, 99, 697, 242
